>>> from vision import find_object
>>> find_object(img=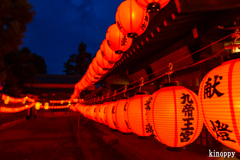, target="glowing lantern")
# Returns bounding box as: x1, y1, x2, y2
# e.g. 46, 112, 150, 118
106, 23, 132, 54
146, 83, 203, 149
96, 50, 114, 69
105, 102, 117, 129
94, 105, 102, 123
86, 69, 98, 84
35, 102, 41, 110
199, 54, 240, 152
99, 103, 108, 125
124, 93, 152, 137
92, 57, 108, 76
135, 0, 170, 12
89, 63, 101, 80
100, 39, 122, 63
4, 96, 9, 104
116, 0, 150, 38
44, 102, 49, 110
112, 98, 132, 133
89, 105, 97, 121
